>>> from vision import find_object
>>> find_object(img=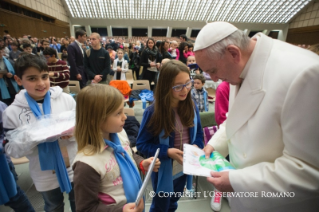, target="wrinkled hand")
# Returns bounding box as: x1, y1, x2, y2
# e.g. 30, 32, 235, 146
207, 171, 234, 192
123, 199, 144, 212
142, 157, 161, 172
203, 144, 214, 159
167, 148, 183, 165
6, 73, 13, 78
